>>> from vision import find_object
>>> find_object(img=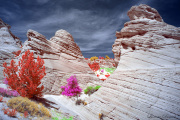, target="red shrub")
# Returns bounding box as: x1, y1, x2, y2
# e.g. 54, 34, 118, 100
100, 78, 106, 81
105, 75, 110, 78
88, 62, 100, 72
0, 96, 3, 102
24, 111, 29, 118
7, 109, 17, 117
3, 49, 46, 98
113, 63, 116, 67
2, 108, 9, 115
